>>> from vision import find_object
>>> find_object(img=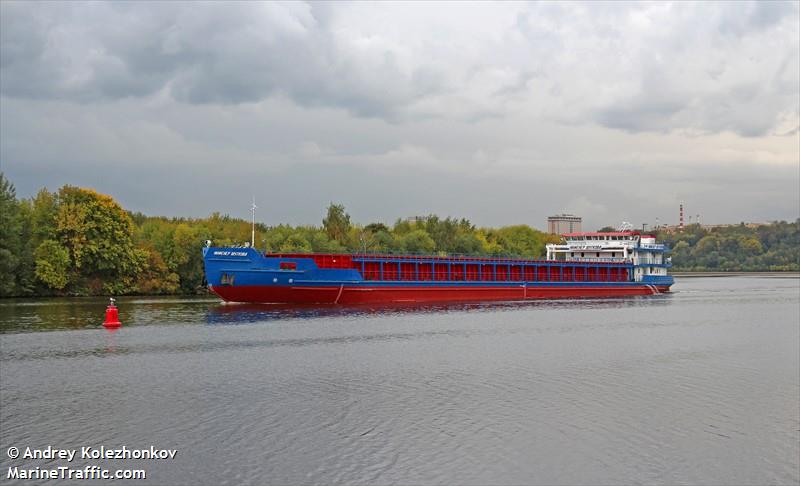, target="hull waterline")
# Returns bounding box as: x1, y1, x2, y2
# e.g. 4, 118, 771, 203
209, 283, 671, 305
